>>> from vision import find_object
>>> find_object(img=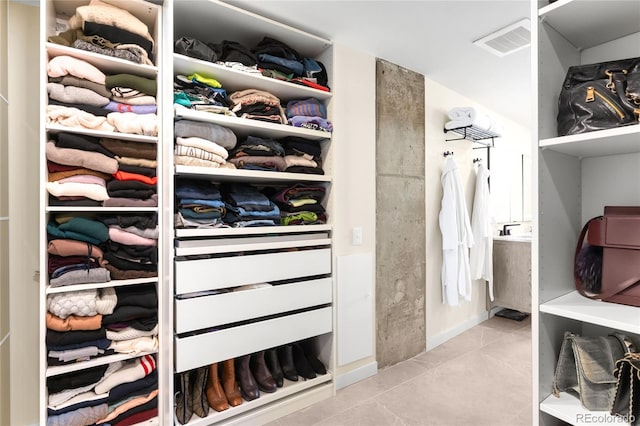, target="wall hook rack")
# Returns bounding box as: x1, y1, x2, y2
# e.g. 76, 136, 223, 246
443, 151, 454, 157
473, 158, 482, 163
